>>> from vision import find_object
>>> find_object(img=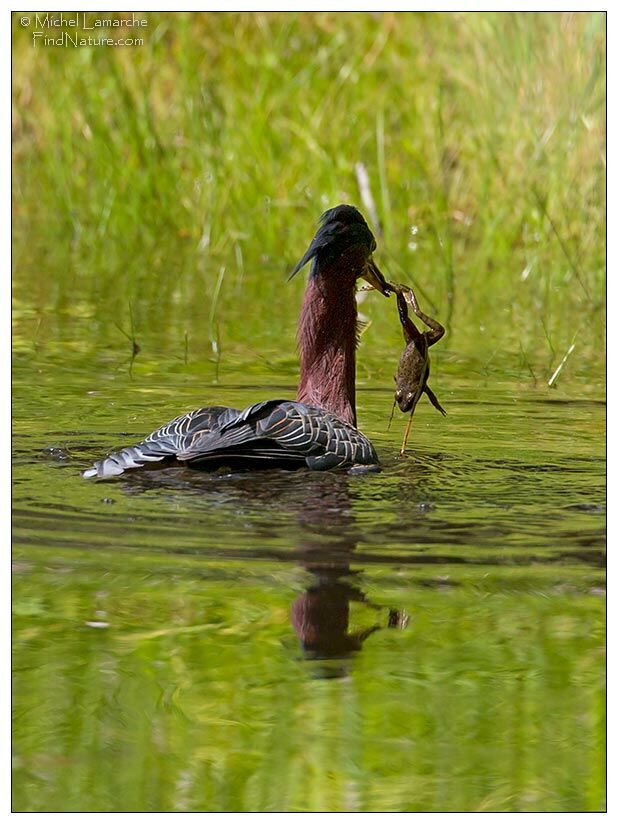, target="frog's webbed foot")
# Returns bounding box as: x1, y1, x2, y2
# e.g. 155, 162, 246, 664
424, 327, 445, 346
383, 281, 410, 296
425, 384, 447, 416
